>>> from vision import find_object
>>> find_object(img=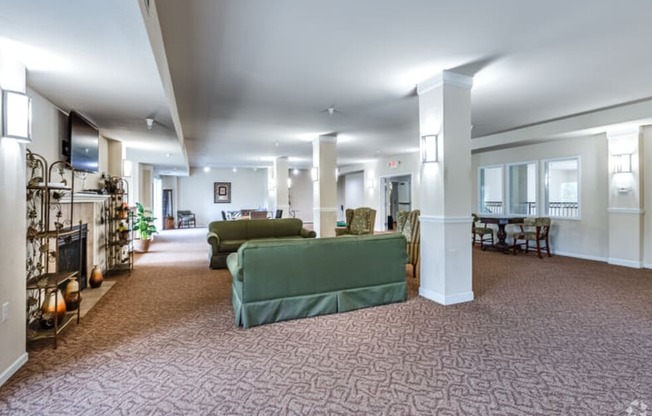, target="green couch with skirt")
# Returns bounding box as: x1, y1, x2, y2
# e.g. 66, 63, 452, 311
227, 233, 408, 328
207, 218, 316, 269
